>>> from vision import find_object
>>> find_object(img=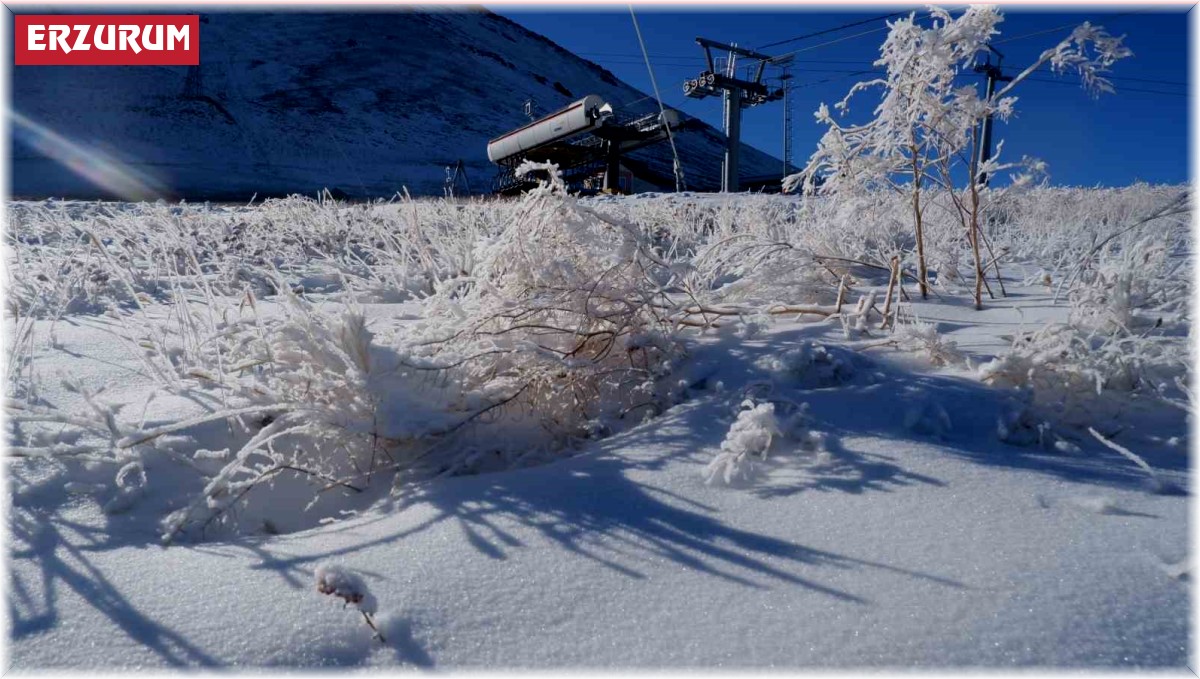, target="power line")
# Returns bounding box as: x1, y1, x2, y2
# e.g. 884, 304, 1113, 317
580, 8, 1153, 69
609, 8, 1182, 139
779, 69, 1185, 104
992, 10, 1145, 45
575, 12, 923, 70
758, 11, 910, 50
602, 64, 1183, 100
1021, 75, 1187, 97
576, 51, 878, 65
598, 58, 886, 76
1087, 74, 1186, 87
944, 70, 1185, 97
585, 8, 1152, 71
992, 21, 1086, 46
769, 26, 891, 62
1000, 66, 1185, 88
792, 69, 878, 90
767, 8, 977, 62
599, 56, 1186, 90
